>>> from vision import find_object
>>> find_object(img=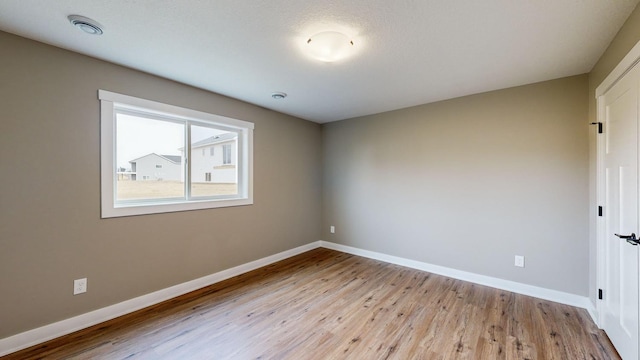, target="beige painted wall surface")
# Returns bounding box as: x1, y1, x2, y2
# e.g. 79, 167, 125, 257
323, 75, 589, 295
0, 31, 322, 338
587, 3, 640, 305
